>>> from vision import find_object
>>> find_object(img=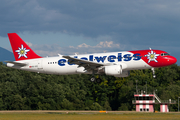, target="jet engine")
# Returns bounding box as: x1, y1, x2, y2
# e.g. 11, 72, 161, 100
104, 65, 122, 76
103, 65, 130, 77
